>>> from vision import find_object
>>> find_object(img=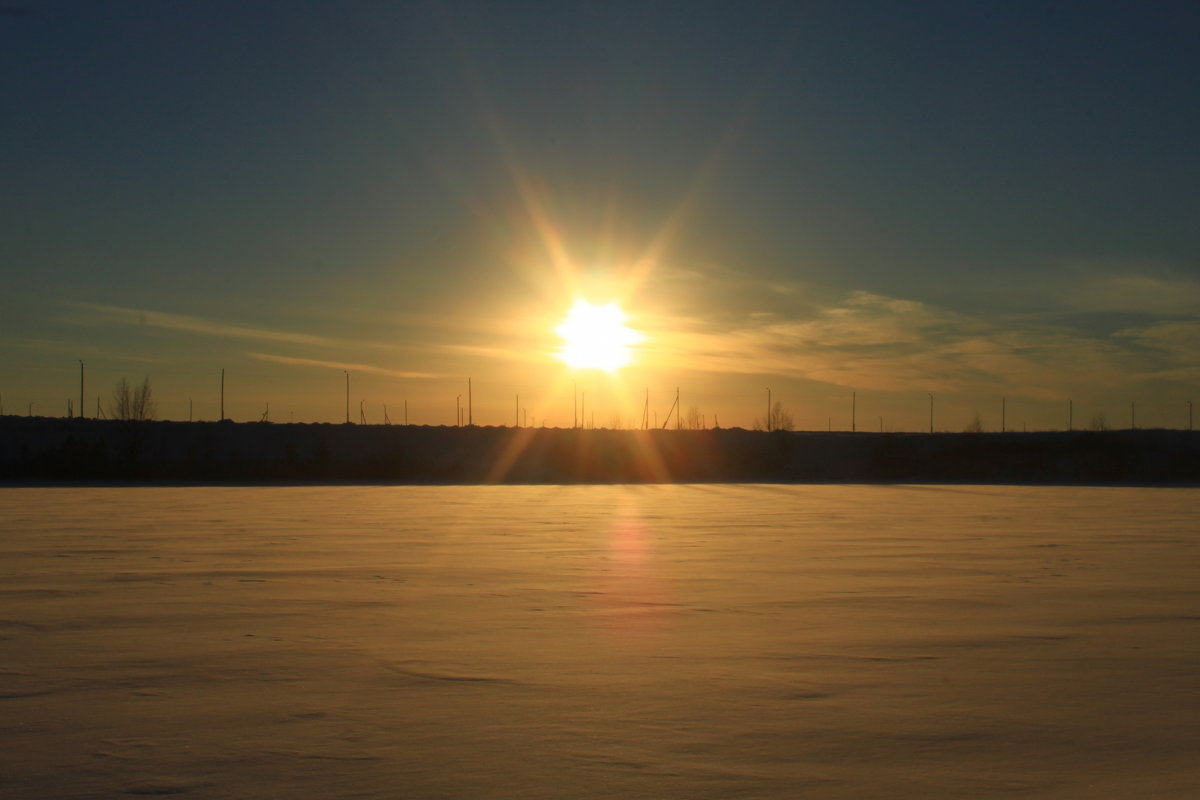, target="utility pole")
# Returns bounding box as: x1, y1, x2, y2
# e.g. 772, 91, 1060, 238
220, 368, 225, 421
79, 360, 84, 419
360, 399, 366, 425
661, 388, 679, 430
766, 387, 771, 432
344, 371, 350, 424
573, 380, 578, 429
404, 399, 408, 426
456, 394, 461, 427
468, 378, 473, 426
928, 393, 934, 434
515, 394, 519, 427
